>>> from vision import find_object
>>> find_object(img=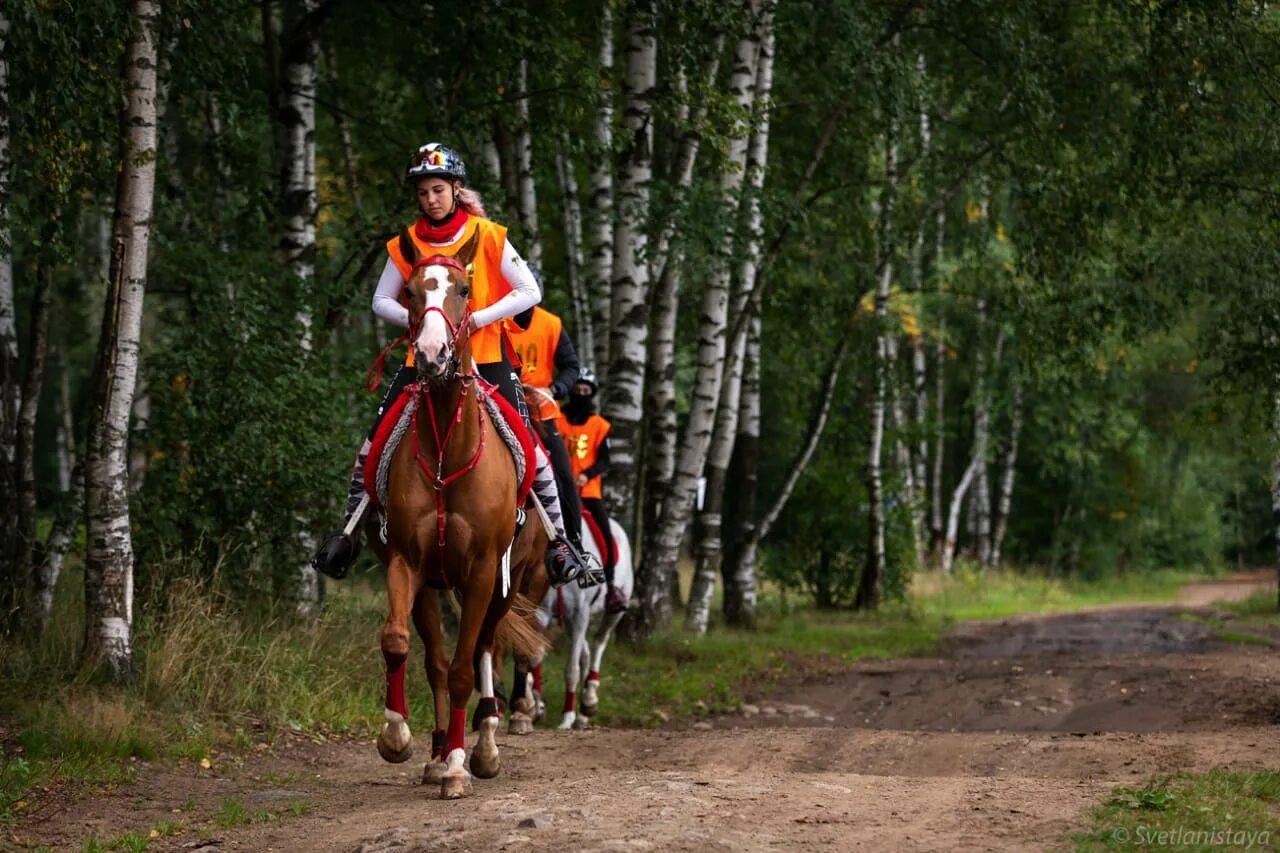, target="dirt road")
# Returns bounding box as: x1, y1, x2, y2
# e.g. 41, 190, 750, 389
13, 574, 1280, 852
